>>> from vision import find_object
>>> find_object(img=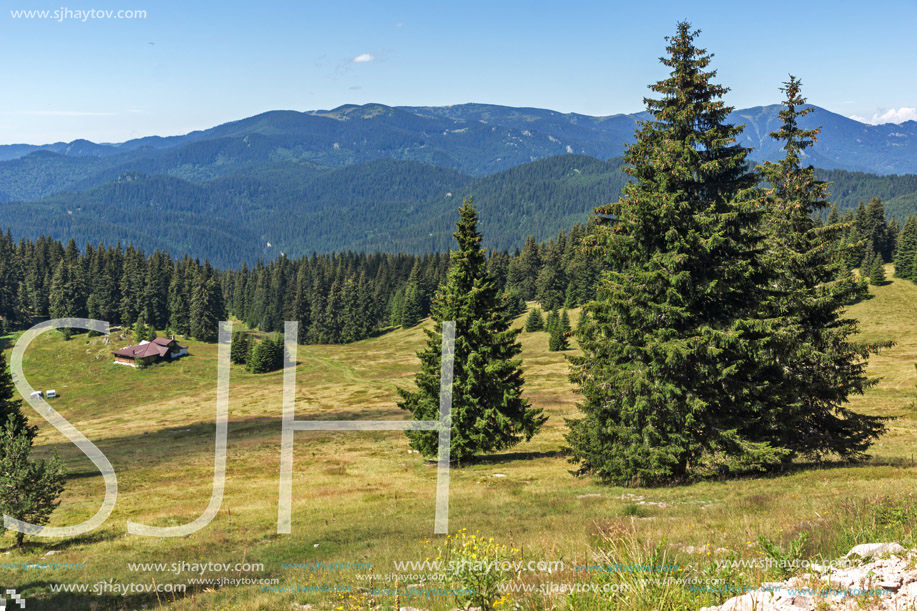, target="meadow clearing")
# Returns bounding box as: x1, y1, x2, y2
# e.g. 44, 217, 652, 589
2, 264, 916, 611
